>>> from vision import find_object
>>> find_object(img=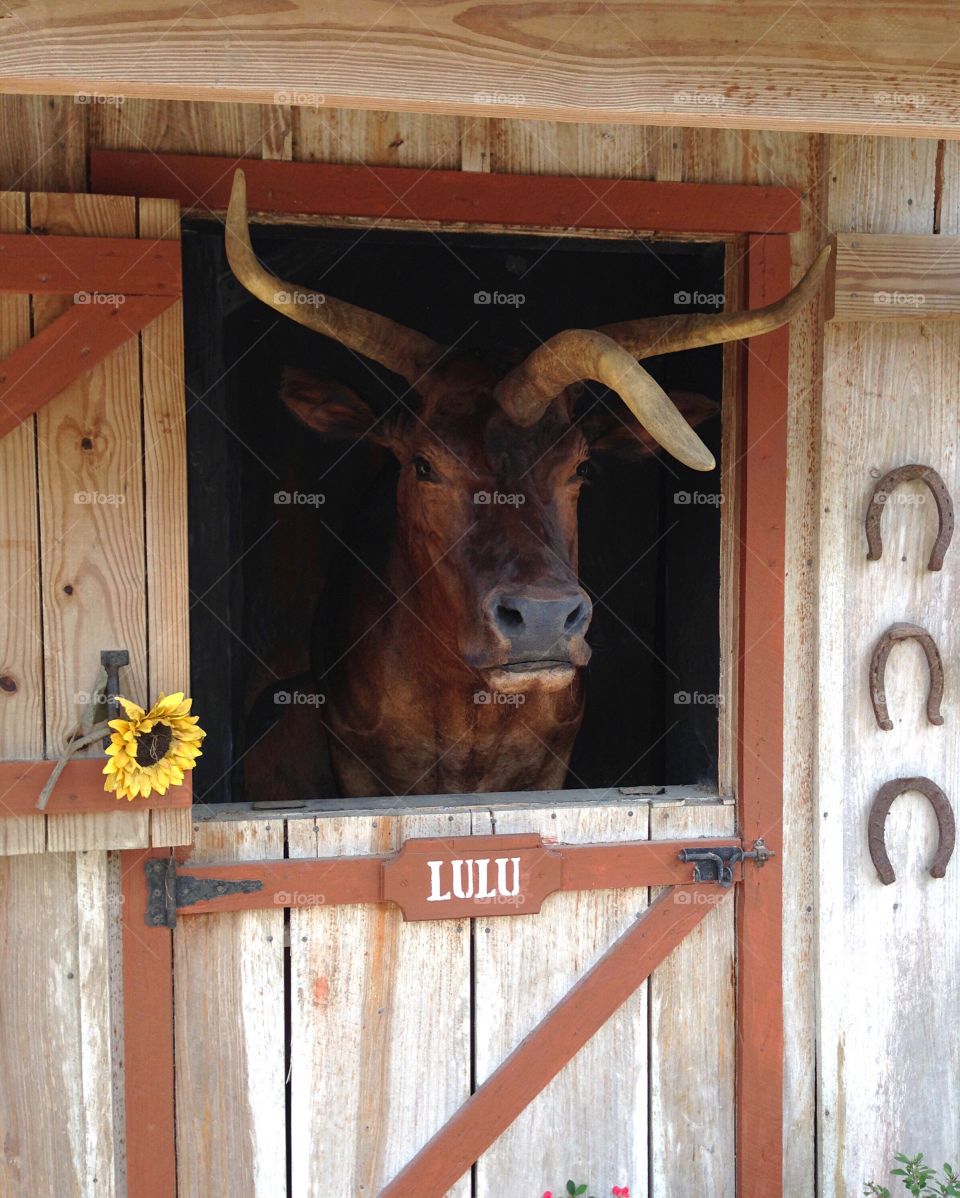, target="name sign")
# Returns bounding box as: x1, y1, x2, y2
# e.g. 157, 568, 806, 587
381, 833, 563, 922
